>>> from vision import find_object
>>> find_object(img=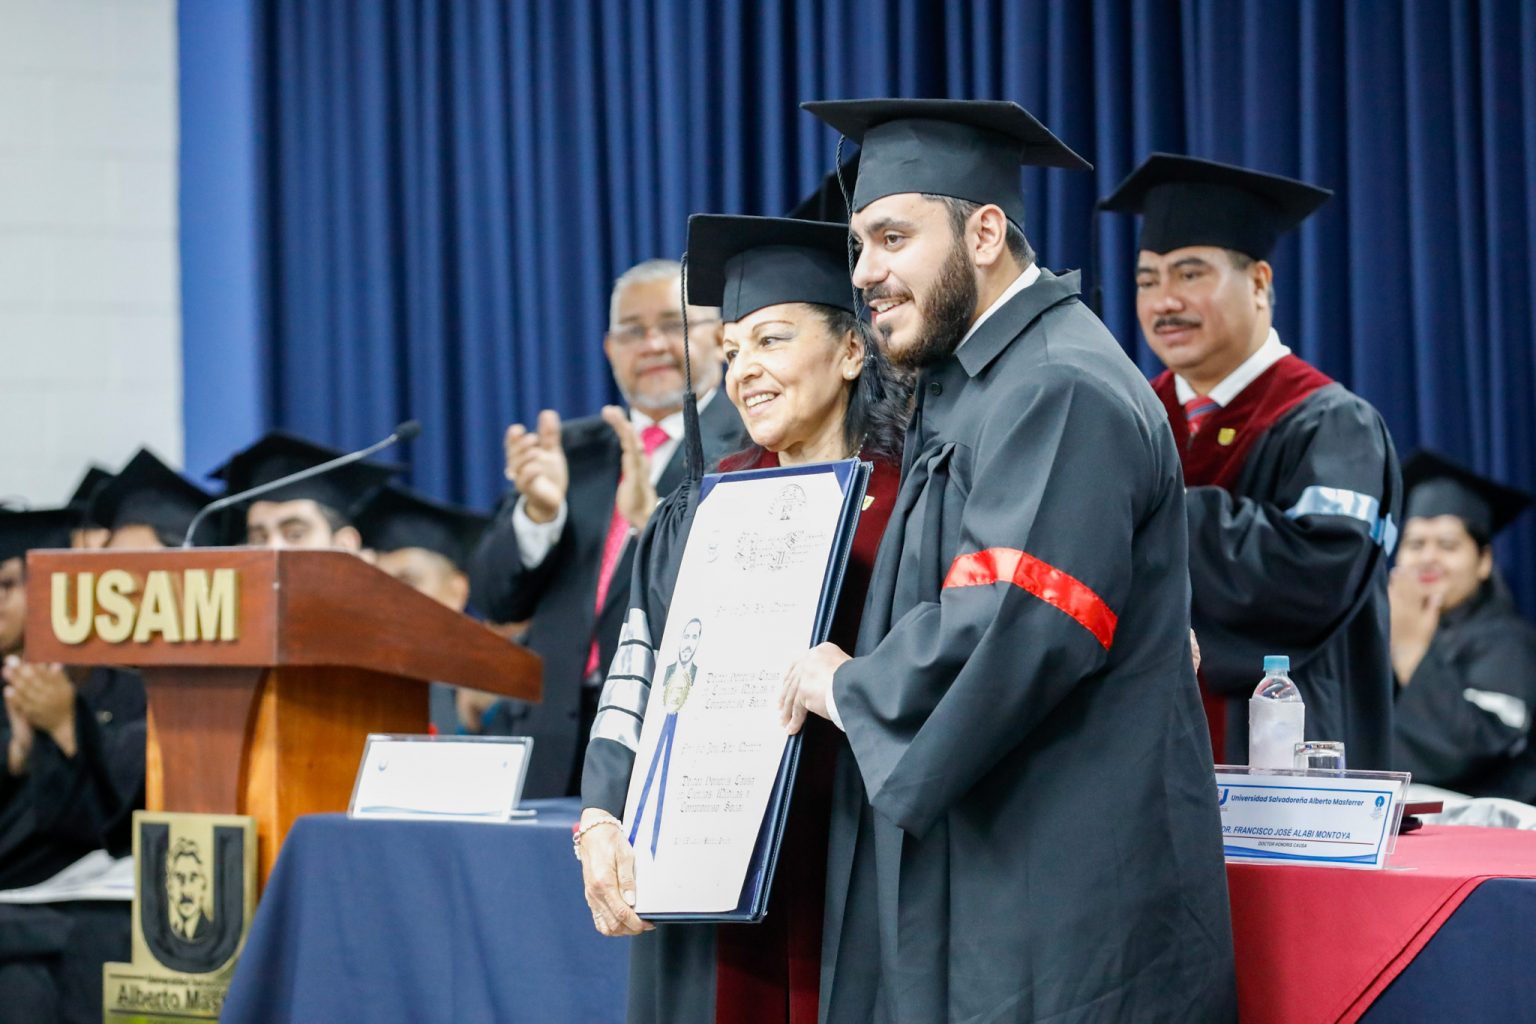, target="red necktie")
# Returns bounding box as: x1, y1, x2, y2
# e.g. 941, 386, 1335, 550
585, 423, 671, 677
1183, 396, 1220, 439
